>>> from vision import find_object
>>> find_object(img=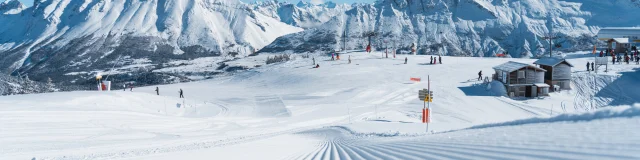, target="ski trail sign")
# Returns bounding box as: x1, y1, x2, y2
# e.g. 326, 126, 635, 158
418, 89, 433, 102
